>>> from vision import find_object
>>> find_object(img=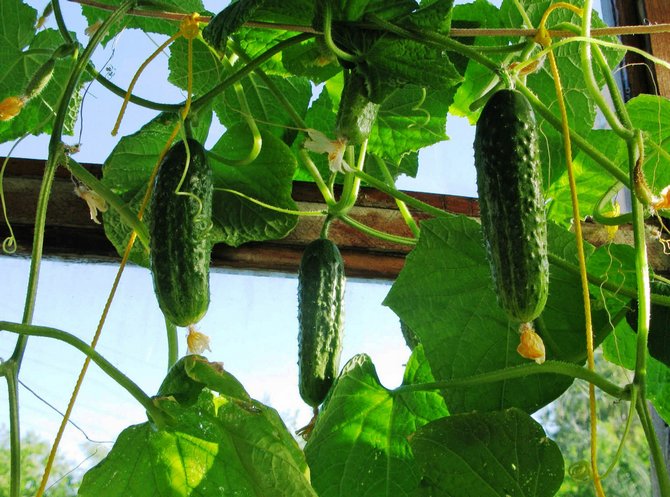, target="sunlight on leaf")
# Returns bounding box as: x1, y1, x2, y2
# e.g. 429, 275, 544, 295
305, 348, 448, 497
